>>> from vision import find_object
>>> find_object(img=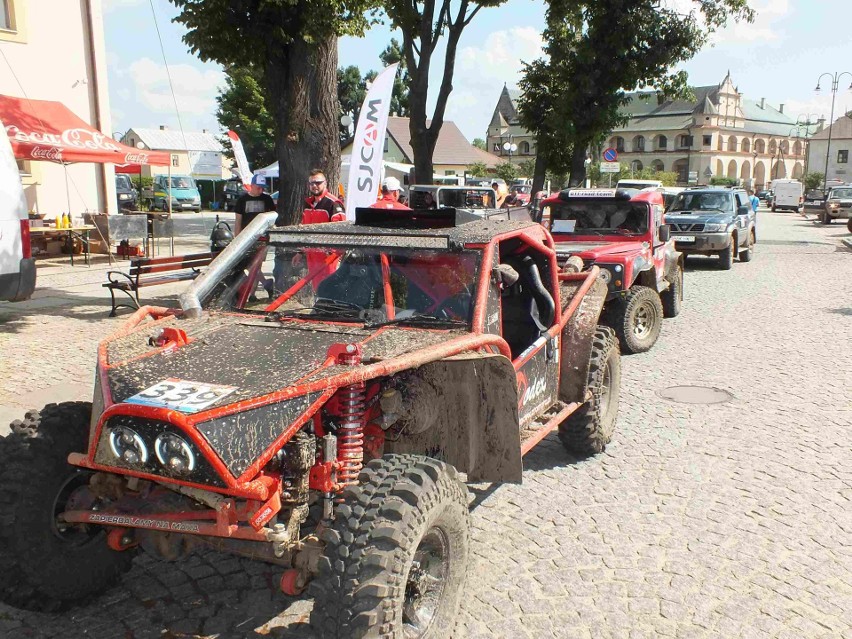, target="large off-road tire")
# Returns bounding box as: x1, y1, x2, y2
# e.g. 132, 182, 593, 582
718, 239, 735, 270
607, 285, 664, 354
558, 326, 621, 456
309, 454, 470, 639
847, 218, 852, 233
661, 265, 683, 318
739, 230, 755, 262
0, 402, 134, 611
